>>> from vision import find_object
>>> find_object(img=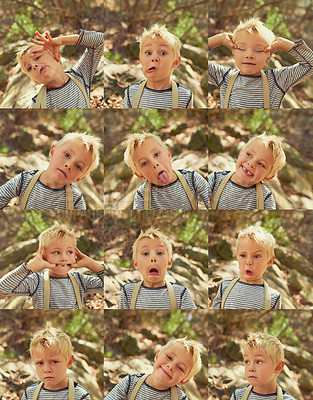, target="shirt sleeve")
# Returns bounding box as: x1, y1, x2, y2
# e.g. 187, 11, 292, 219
104, 376, 129, 400
0, 263, 38, 296
74, 193, 86, 209
187, 92, 194, 108
207, 173, 215, 208
193, 172, 209, 209
211, 284, 222, 309
122, 87, 131, 108
264, 190, 276, 210
273, 293, 282, 309
118, 286, 130, 309
208, 61, 231, 86
133, 185, 145, 209
180, 288, 197, 309
78, 270, 104, 294
0, 173, 23, 209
